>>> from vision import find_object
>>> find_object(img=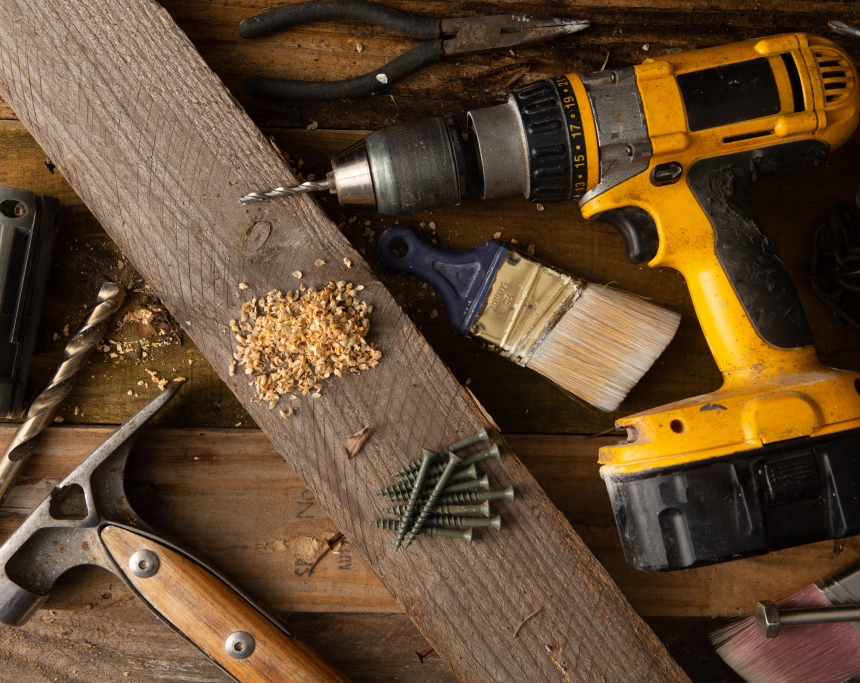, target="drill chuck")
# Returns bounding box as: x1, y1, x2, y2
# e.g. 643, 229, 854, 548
243, 115, 469, 215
